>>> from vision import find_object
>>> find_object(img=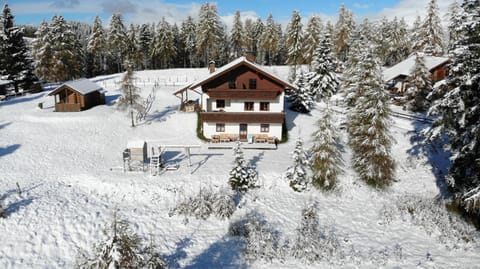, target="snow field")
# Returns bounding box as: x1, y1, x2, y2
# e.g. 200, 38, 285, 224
0, 67, 479, 268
